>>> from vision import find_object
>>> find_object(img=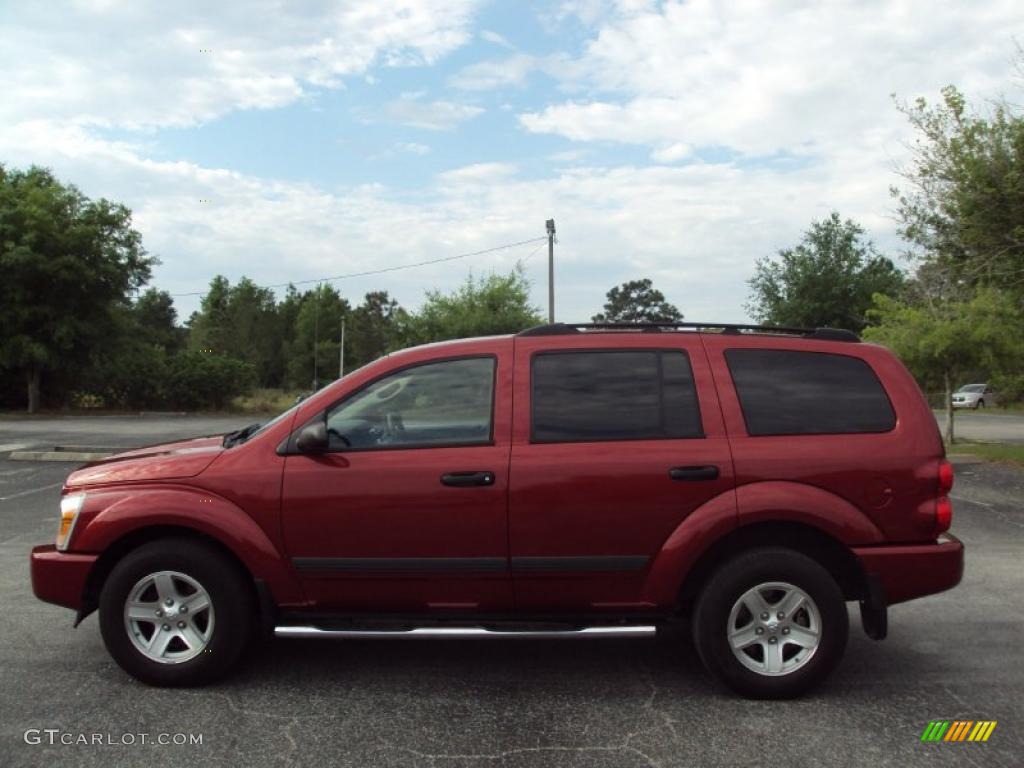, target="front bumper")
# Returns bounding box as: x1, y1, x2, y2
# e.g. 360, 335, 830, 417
31, 545, 97, 611
852, 533, 964, 605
